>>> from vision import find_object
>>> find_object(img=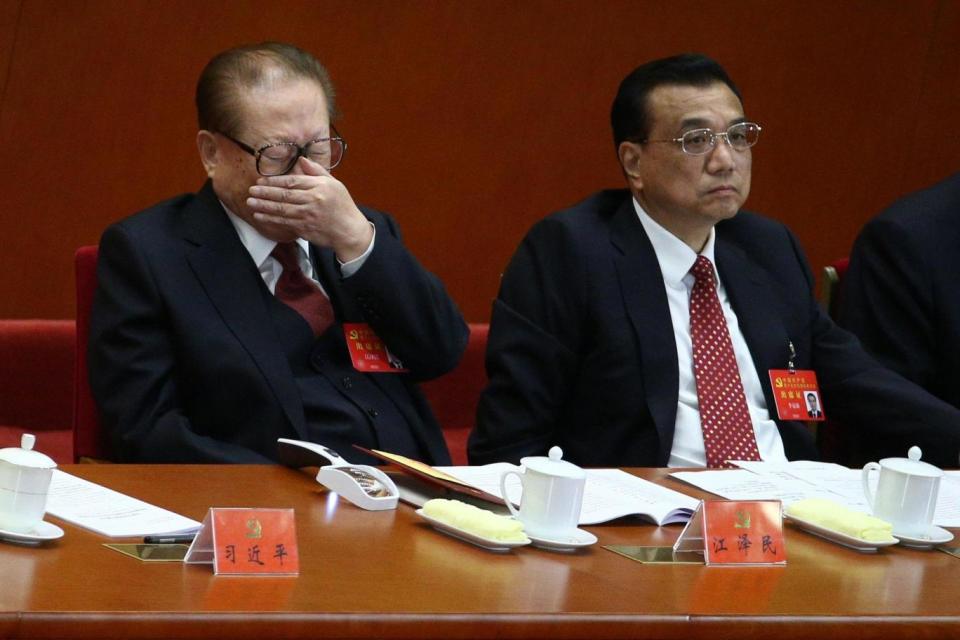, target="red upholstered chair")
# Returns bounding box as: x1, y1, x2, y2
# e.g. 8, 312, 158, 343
74, 245, 107, 462
0, 319, 76, 463
421, 323, 489, 466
